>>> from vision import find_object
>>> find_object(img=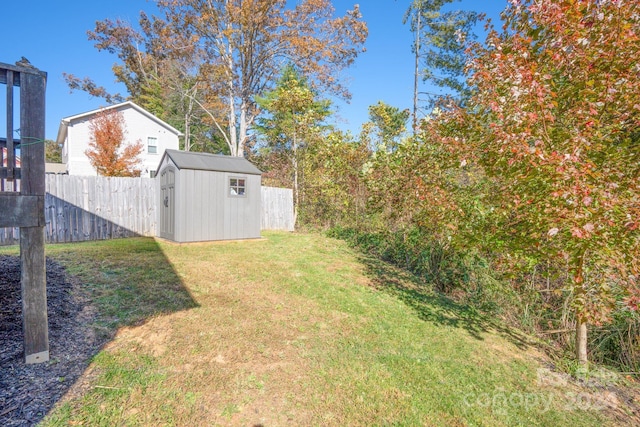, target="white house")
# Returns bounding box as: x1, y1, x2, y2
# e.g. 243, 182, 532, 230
56, 101, 182, 177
